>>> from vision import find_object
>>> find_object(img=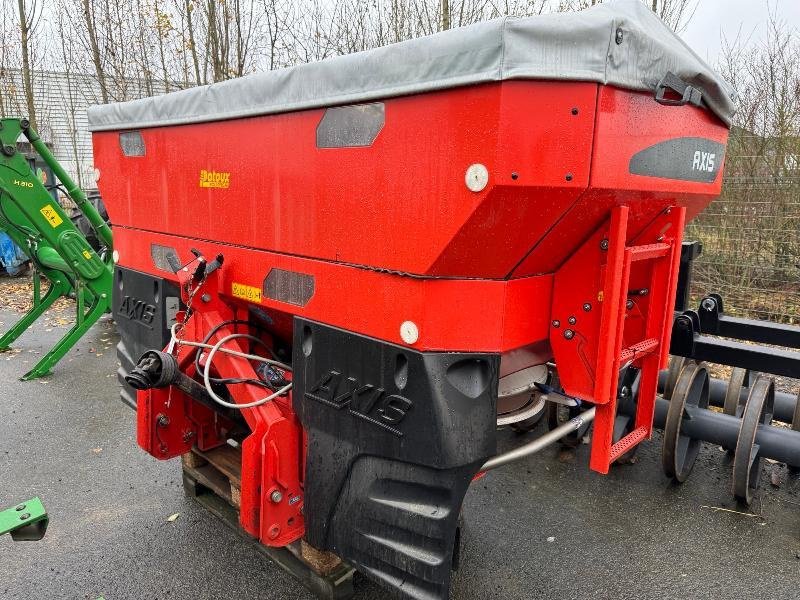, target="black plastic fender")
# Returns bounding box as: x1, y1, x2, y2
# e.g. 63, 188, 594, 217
292, 318, 498, 600
113, 266, 180, 408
